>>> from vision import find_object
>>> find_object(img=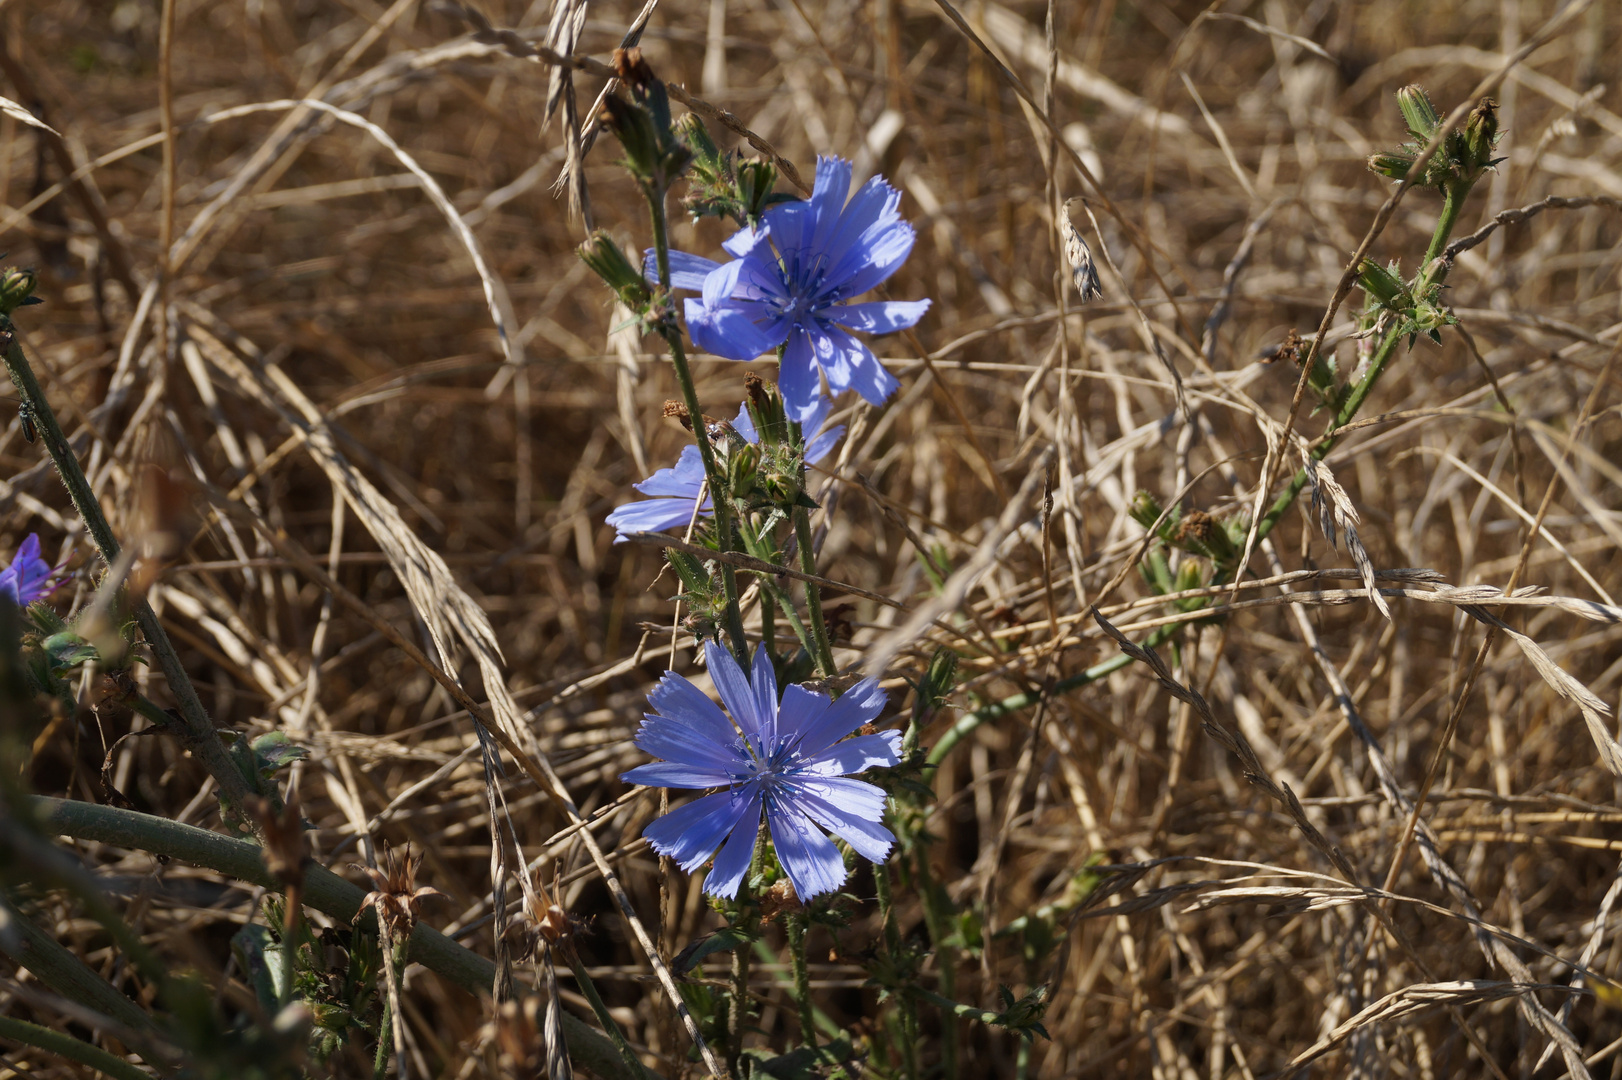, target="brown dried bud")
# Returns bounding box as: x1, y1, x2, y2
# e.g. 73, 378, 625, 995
760, 877, 803, 921
613, 47, 654, 88
663, 400, 693, 431
252, 794, 308, 890
1173, 509, 1217, 547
